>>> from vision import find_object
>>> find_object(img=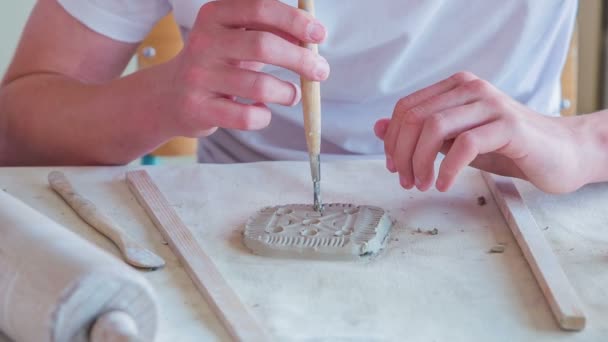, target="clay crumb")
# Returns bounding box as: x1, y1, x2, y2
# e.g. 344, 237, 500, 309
489, 244, 506, 254
412, 227, 439, 235
543, 226, 549, 231
427, 228, 439, 236
161, 240, 169, 245
477, 196, 487, 206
